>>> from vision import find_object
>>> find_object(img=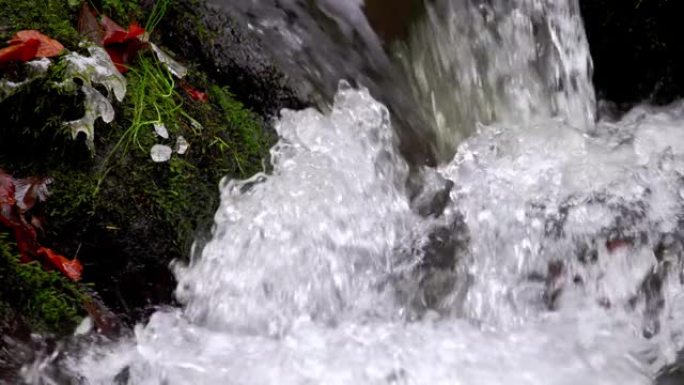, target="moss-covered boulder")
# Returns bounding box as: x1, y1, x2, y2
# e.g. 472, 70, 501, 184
0, 0, 276, 339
